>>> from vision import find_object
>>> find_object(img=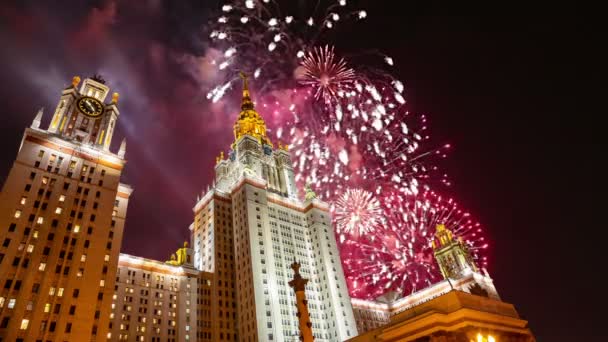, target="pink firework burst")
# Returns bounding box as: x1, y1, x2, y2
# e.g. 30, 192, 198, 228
299, 45, 356, 104
340, 189, 488, 299
333, 188, 383, 236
